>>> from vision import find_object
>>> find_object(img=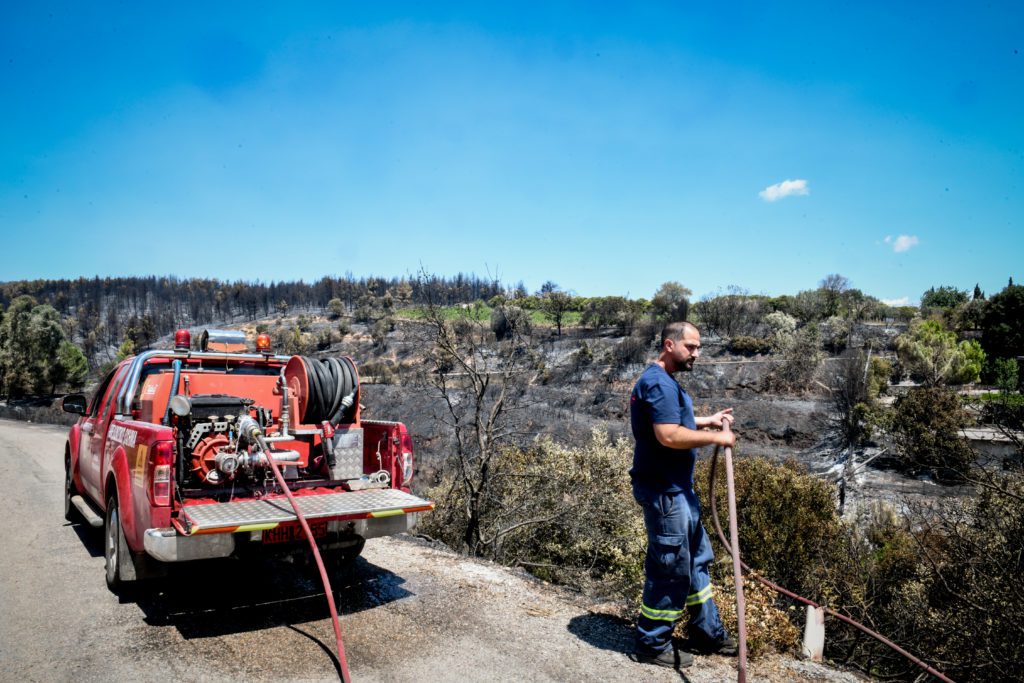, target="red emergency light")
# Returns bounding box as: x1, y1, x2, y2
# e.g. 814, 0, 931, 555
174, 329, 191, 351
